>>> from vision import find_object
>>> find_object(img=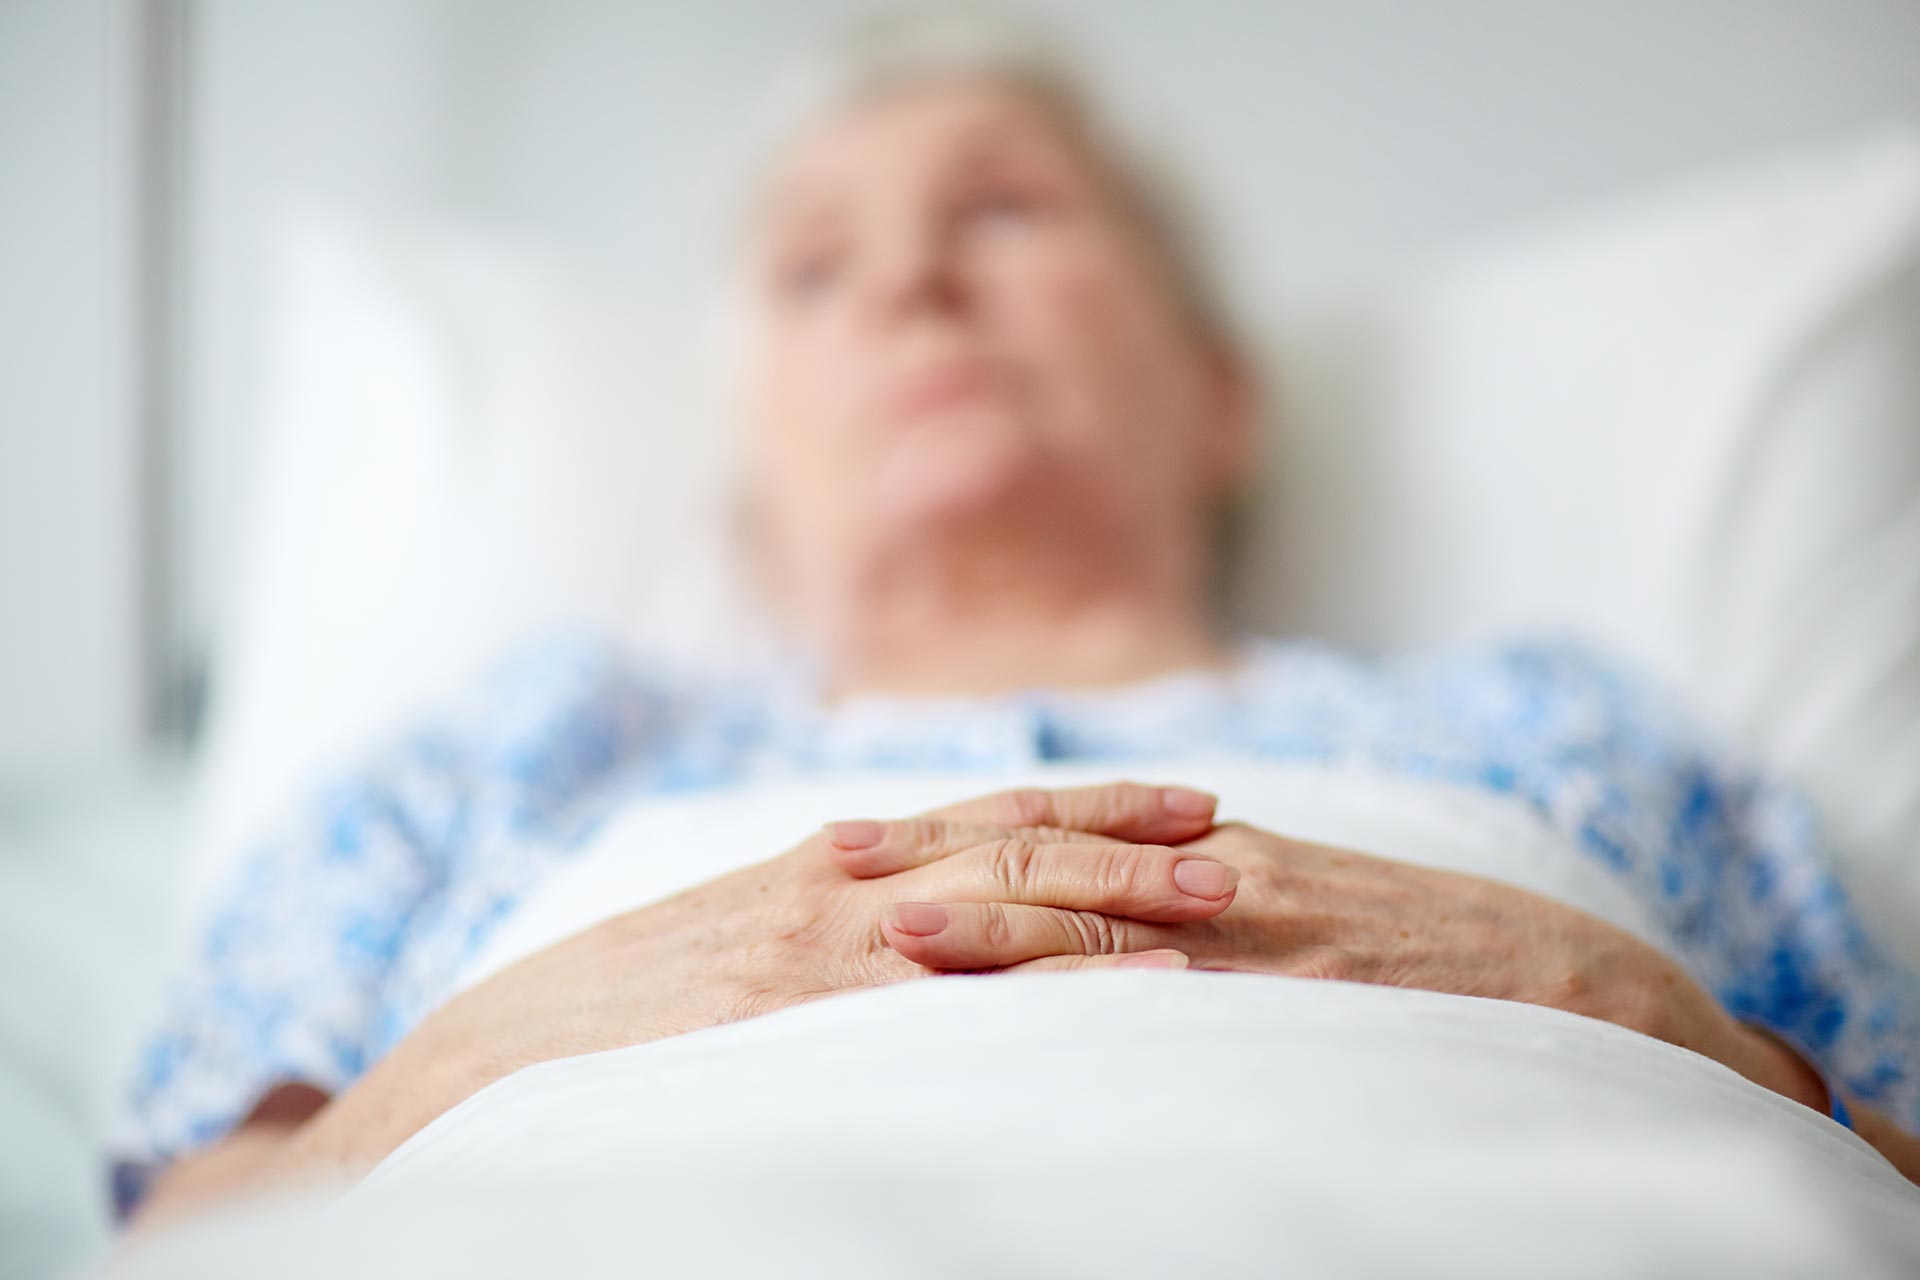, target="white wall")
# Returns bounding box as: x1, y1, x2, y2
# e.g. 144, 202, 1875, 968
0, 0, 144, 781
178, 0, 1920, 685
175, 1, 472, 676
6, 1, 1920, 778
